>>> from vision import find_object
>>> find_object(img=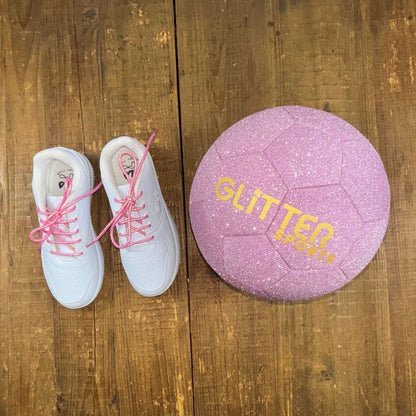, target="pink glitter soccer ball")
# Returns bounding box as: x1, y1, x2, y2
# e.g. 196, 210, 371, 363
189, 106, 390, 301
